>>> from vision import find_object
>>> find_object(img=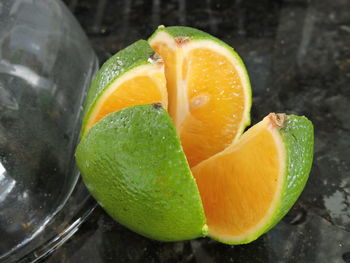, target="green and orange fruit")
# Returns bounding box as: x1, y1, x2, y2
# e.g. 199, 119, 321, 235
75, 26, 314, 244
